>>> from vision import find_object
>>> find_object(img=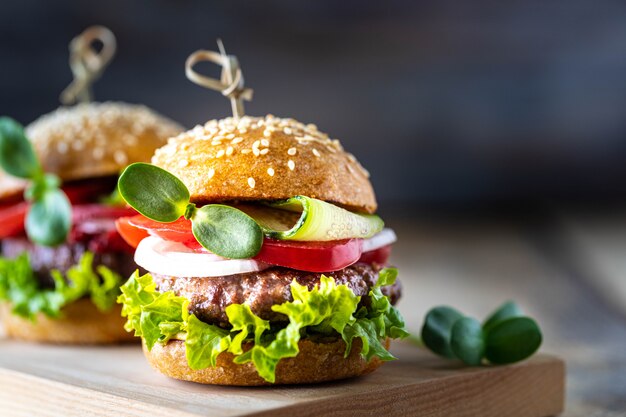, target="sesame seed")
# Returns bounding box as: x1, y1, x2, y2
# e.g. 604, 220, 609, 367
211, 140, 222, 146
288, 160, 295, 171
241, 149, 251, 154
312, 148, 321, 157
260, 148, 269, 155
284, 127, 292, 135
248, 177, 256, 188
253, 148, 260, 156
252, 140, 260, 149
261, 138, 270, 147
231, 137, 243, 144
267, 167, 275, 176
57, 142, 69, 154
208, 168, 215, 179
93, 148, 105, 159
226, 146, 234, 156
114, 150, 128, 165
263, 130, 271, 138
178, 159, 189, 168
287, 147, 297, 156
216, 149, 225, 158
